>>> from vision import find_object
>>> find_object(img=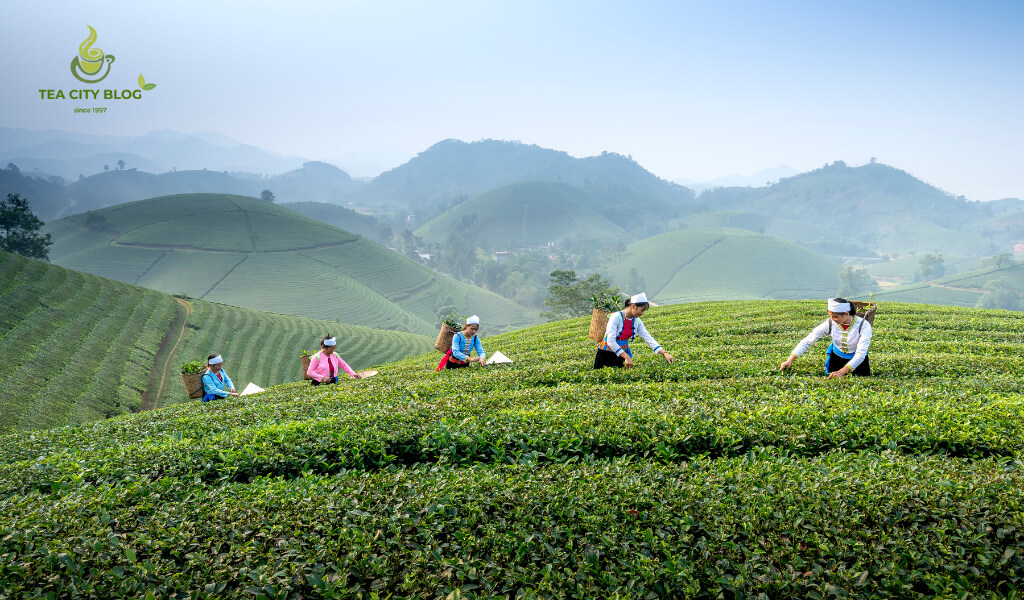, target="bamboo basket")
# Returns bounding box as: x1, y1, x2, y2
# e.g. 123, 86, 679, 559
301, 355, 313, 380
589, 309, 611, 342
851, 301, 877, 326
435, 323, 458, 352
181, 372, 204, 399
